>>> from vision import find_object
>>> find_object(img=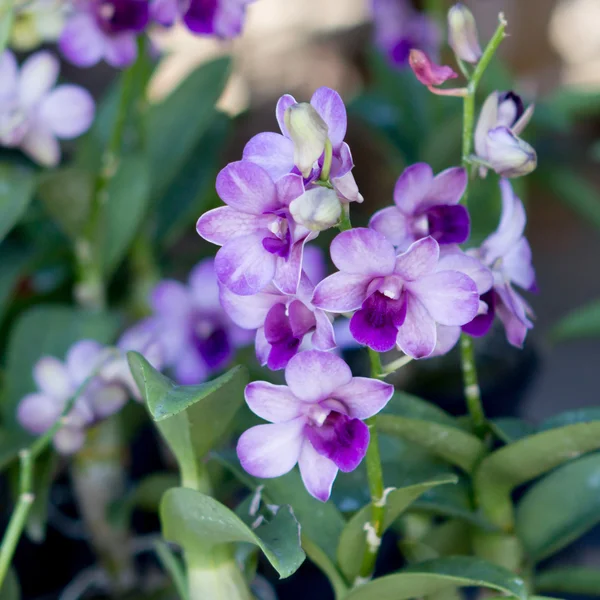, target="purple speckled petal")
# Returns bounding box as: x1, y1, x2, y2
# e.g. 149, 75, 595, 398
17, 393, 62, 435
369, 206, 413, 249
502, 237, 536, 291
406, 270, 478, 326
150, 280, 191, 316
438, 249, 493, 294
243, 132, 294, 180
39, 85, 95, 139
425, 204, 470, 245
216, 161, 279, 215
18, 51, 59, 109
275, 173, 305, 206
237, 419, 305, 478
331, 228, 396, 275
396, 295, 437, 359
305, 412, 369, 472
393, 162, 434, 215
332, 377, 394, 419
245, 381, 304, 423
215, 233, 277, 295
276, 94, 297, 137
425, 166, 467, 207
285, 350, 352, 403
197, 206, 270, 246
462, 289, 495, 337
298, 440, 338, 502
311, 310, 336, 350
394, 236, 439, 281
312, 271, 371, 312
310, 87, 347, 149
59, 13, 106, 68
